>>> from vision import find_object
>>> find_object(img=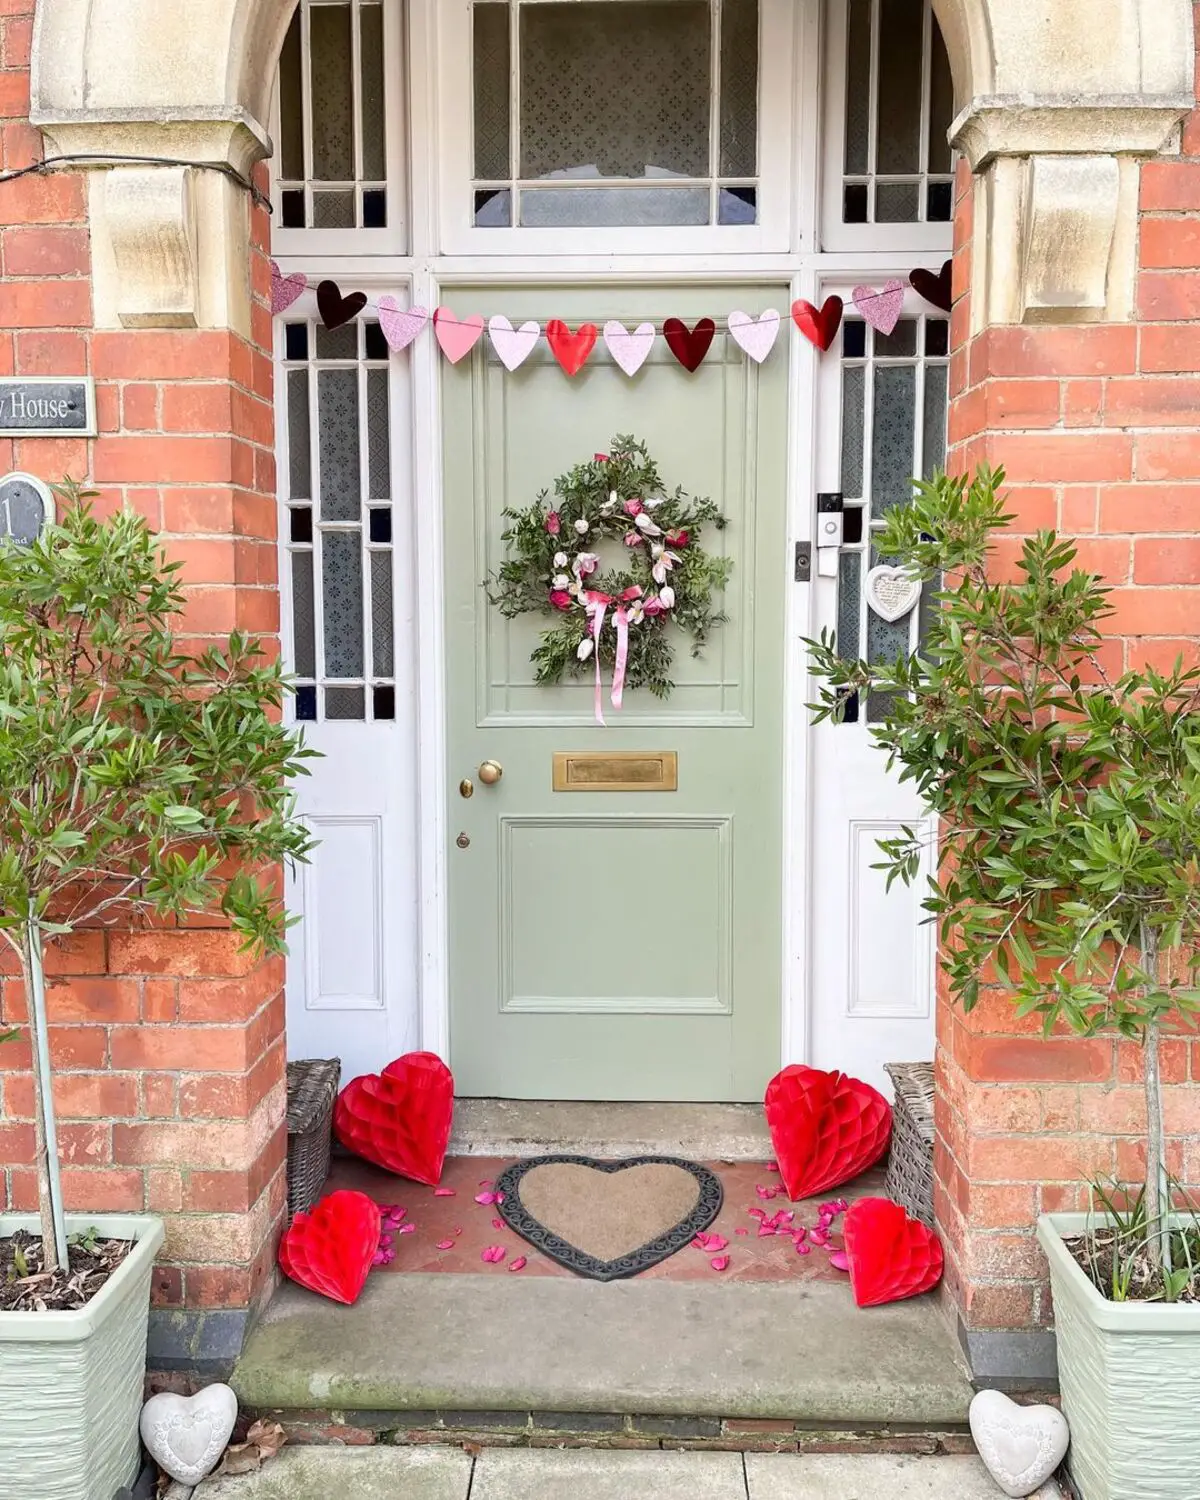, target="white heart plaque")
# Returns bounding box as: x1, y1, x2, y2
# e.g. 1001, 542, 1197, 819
865, 563, 921, 623
969, 1389, 1070, 1498
140, 1383, 238, 1484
